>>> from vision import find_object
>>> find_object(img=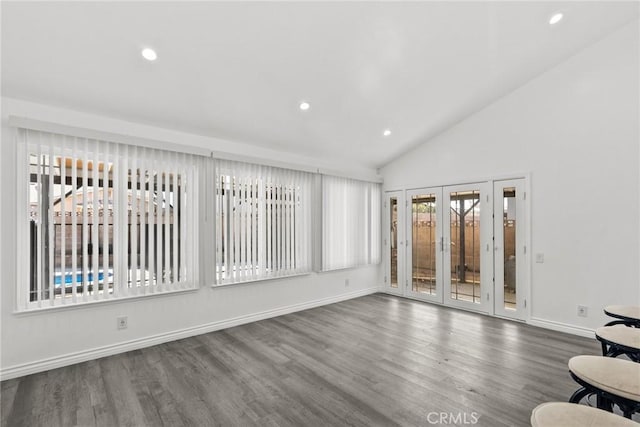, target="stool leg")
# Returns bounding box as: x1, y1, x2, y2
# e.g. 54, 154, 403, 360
569, 387, 591, 404
600, 341, 608, 356
596, 393, 613, 412
619, 404, 633, 419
